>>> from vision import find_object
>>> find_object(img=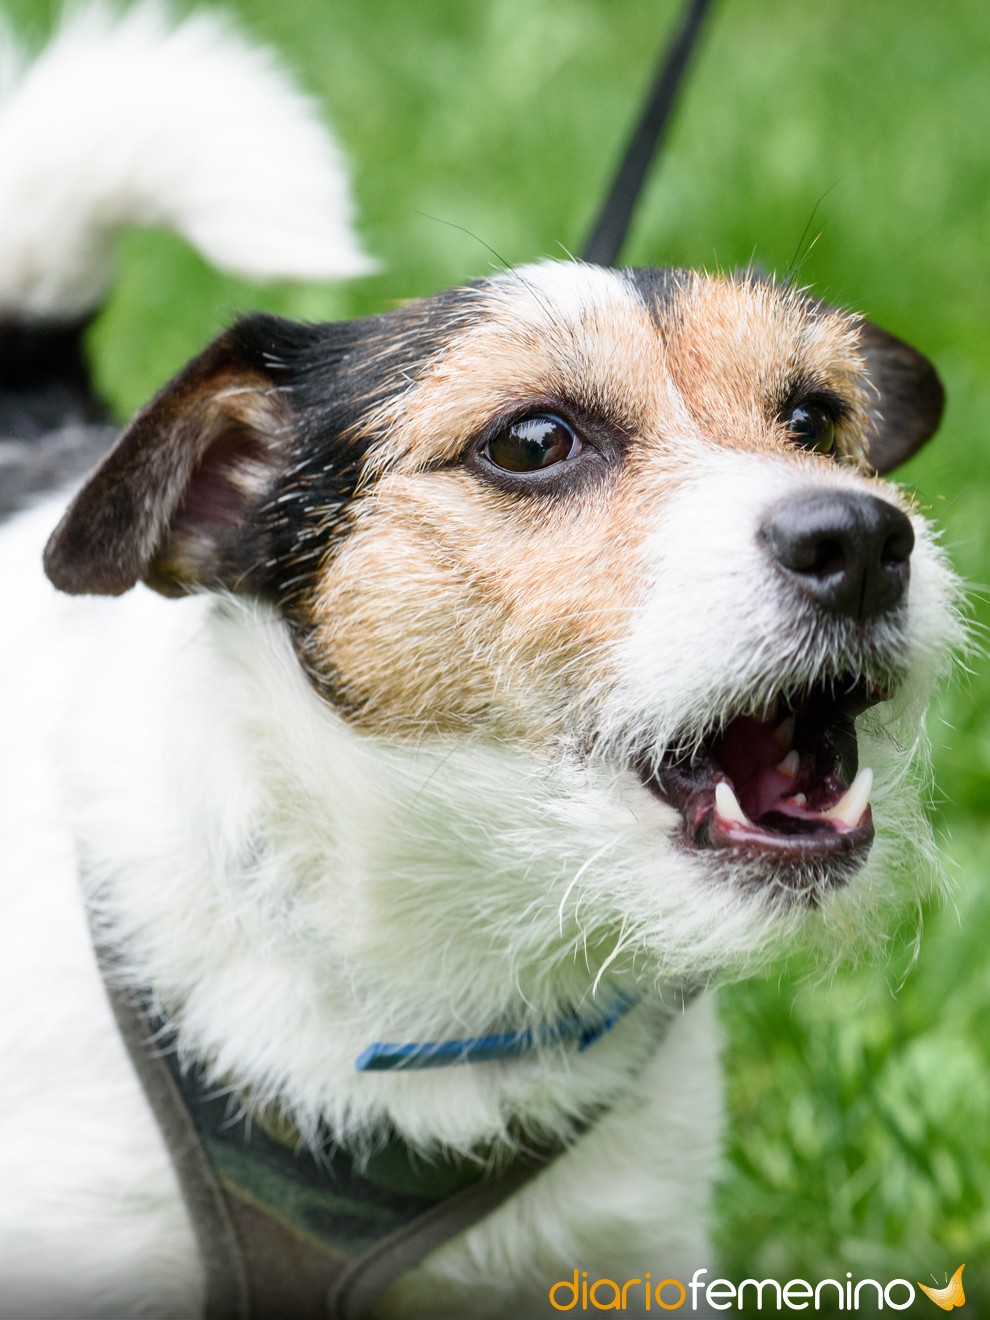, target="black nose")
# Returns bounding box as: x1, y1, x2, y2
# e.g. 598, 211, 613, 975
761, 491, 914, 621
